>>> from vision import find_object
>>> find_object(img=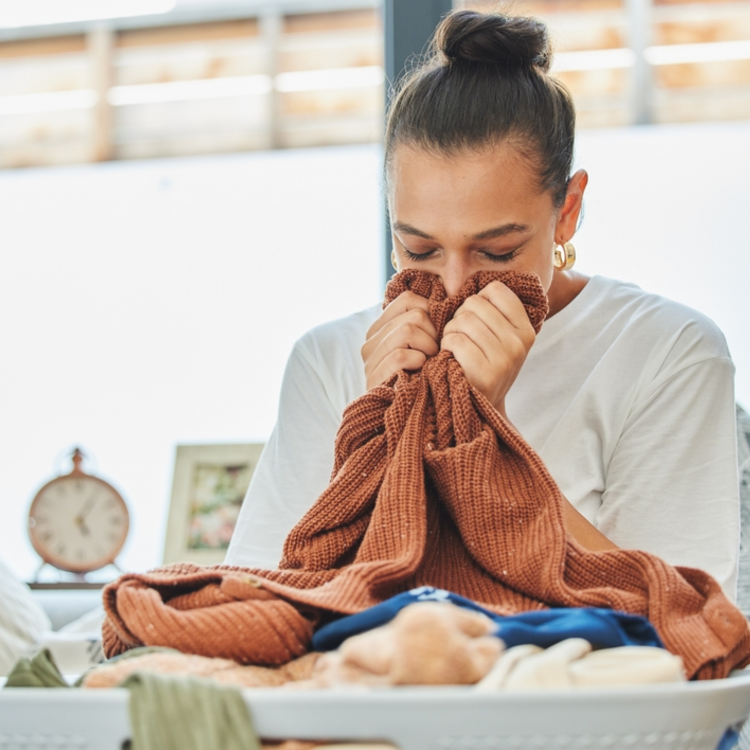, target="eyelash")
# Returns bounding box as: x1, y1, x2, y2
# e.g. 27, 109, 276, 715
402, 249, 518, 264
